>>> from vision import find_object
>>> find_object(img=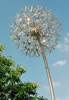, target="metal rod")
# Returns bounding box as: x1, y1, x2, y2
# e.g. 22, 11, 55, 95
38, 39, 55, 100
